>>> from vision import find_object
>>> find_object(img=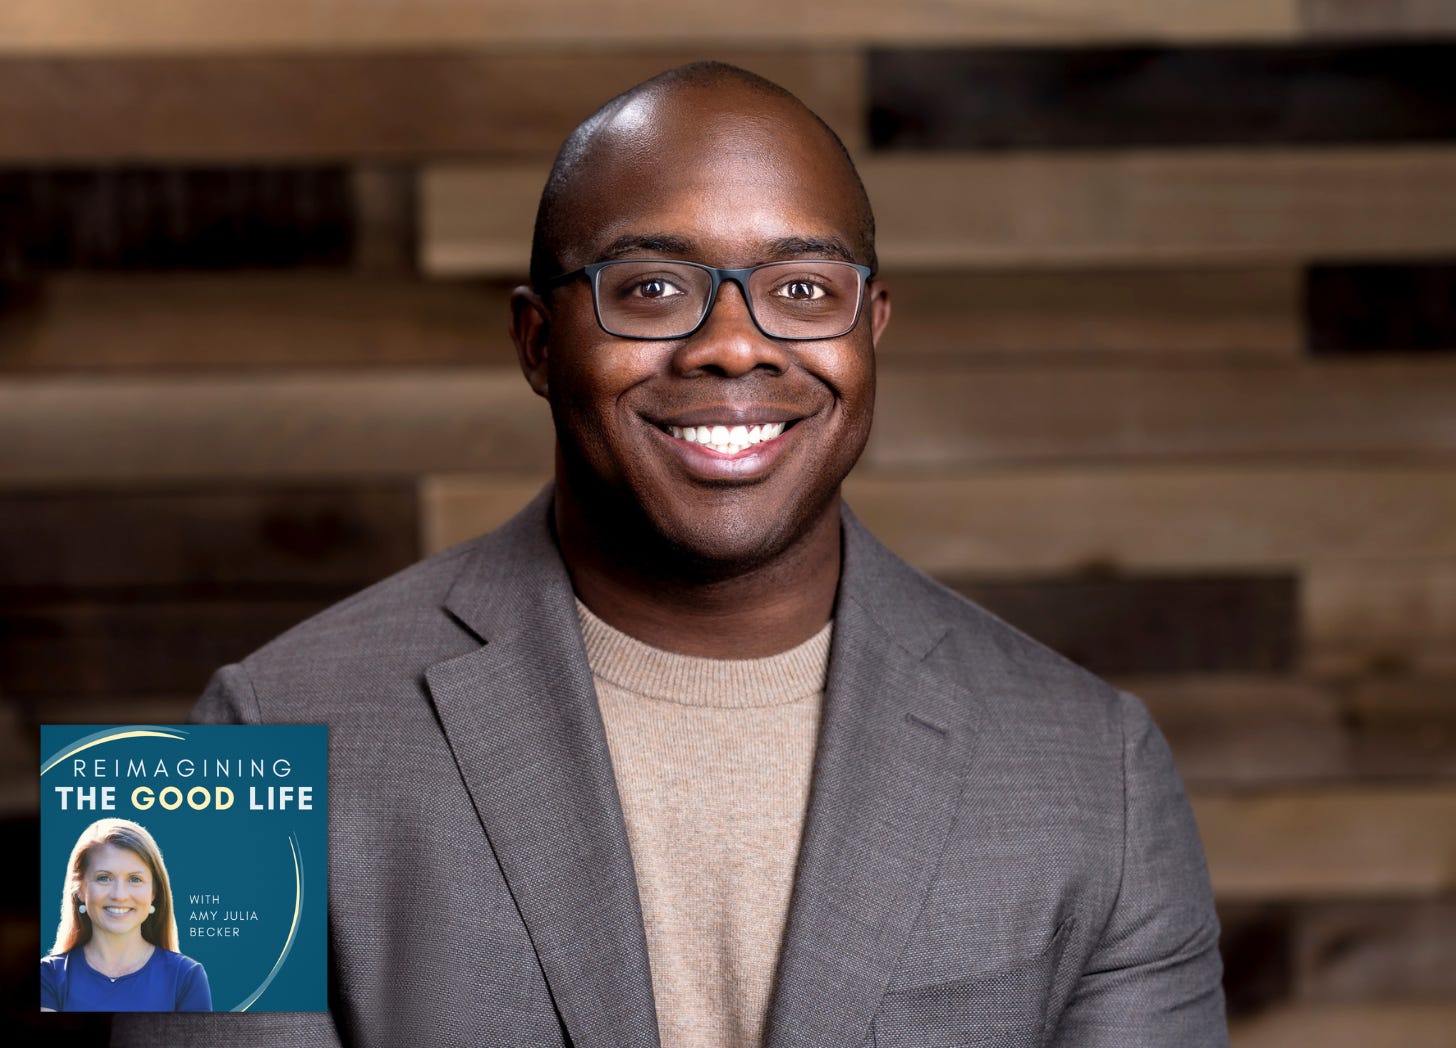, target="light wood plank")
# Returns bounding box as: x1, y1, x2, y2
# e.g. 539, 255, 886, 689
1194, 788, 1456, 898
866, 360, 1456, 468
0, 275, 519, 371
0, 1, 1299, 53
419, 474, 552, 555
1293, 900, 1456, 1002
1304, 562, 1456, 675
0, 50, 862, 160
1231, 1003, 1456, 1048
842, 468, 1456, 575
424, 148, 1456, 275
0, 371, 553, 483
1304, 0, 1456, 38
878, 267, 1301, 361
